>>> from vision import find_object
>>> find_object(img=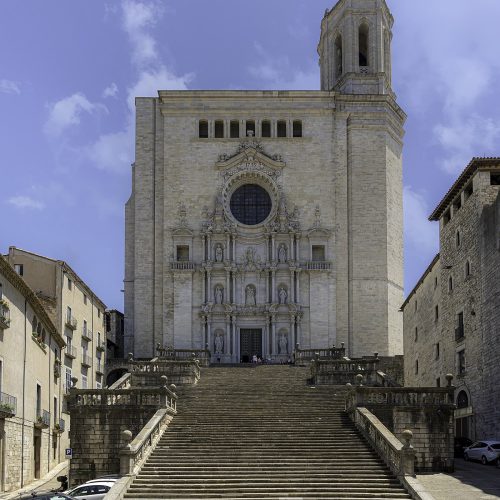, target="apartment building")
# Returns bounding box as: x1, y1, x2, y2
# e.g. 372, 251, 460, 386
0, 256, 66, 492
